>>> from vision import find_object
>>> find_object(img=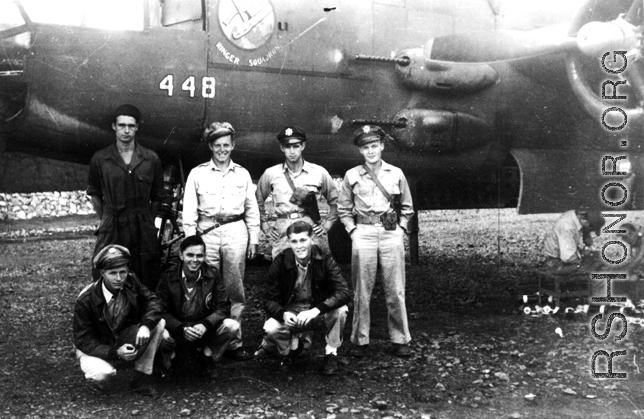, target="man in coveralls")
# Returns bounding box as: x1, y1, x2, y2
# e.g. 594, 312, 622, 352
87, 104, 164, 290
338, 125, 415, 358
255, 126, 339, 259
182, 122, 259, 361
